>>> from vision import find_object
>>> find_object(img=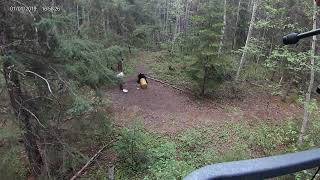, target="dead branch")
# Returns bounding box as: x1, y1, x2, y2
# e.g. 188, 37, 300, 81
25, 70, 55, 97
70, 140, 115, 180
146, 76, 191, 94
14, 98, 46, 128
49, 66, 77, 96
21, 107, 45, 128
